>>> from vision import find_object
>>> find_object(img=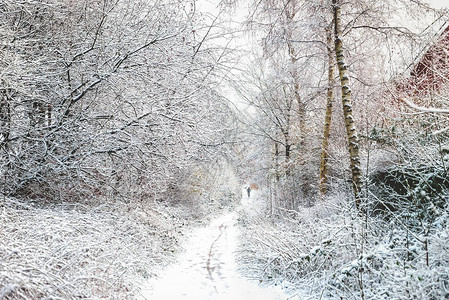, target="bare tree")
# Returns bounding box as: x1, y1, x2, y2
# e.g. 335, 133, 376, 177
0, 0, 238, 203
